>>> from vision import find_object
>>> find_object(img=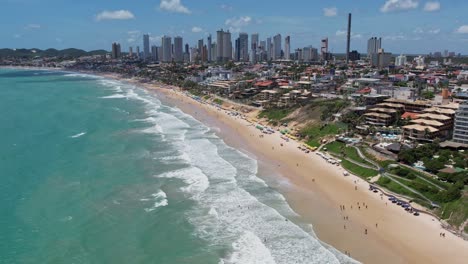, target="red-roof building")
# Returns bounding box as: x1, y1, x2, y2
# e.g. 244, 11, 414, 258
401, 112, 420, 120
